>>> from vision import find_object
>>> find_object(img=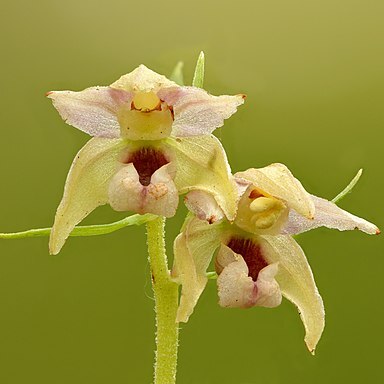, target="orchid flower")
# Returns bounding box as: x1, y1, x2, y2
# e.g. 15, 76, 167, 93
47, 65, 244, 255
172, 163, 379, 353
